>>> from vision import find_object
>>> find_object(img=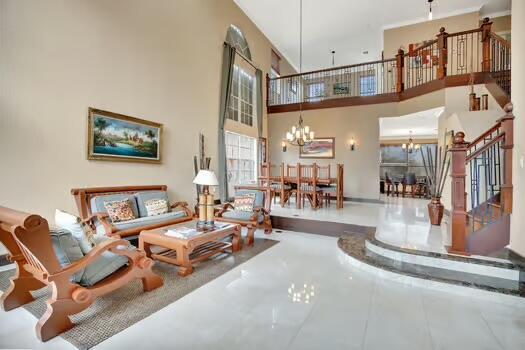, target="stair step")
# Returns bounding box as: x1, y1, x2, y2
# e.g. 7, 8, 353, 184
338, 231, 525, 300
